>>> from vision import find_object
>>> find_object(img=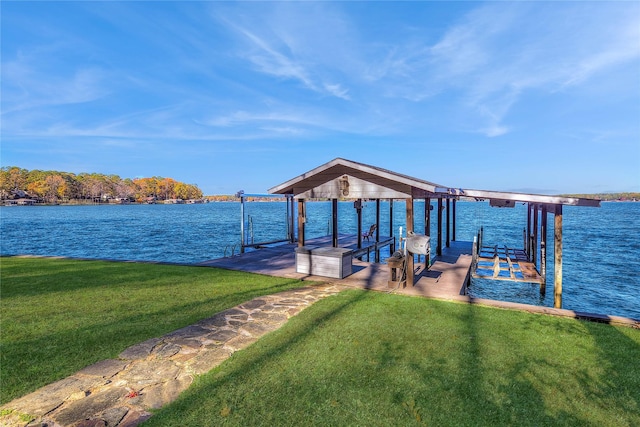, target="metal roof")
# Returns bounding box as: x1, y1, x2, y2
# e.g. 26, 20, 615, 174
457, 188, 600, 207
268, 158, 600, 207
